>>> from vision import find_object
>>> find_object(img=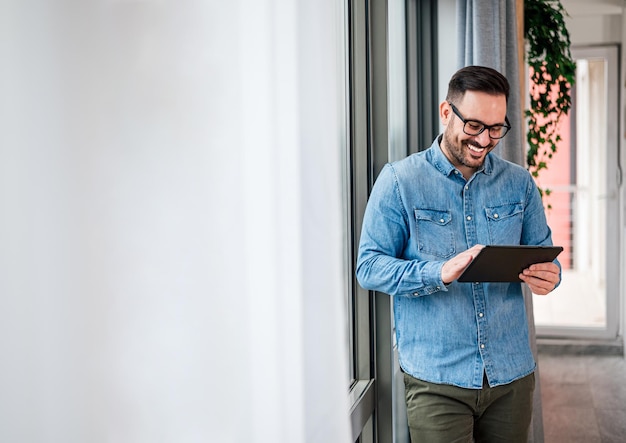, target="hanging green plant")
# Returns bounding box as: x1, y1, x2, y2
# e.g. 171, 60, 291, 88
524, 0, 576, 200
